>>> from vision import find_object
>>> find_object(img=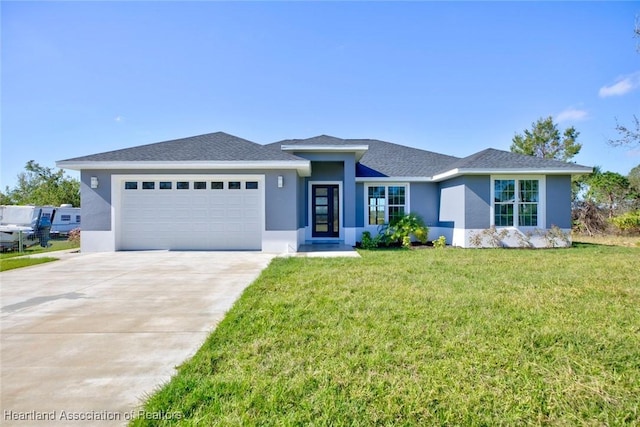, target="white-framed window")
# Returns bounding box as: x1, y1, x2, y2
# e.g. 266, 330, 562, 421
365, 184, 408, 225
491, 176, 544, 228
